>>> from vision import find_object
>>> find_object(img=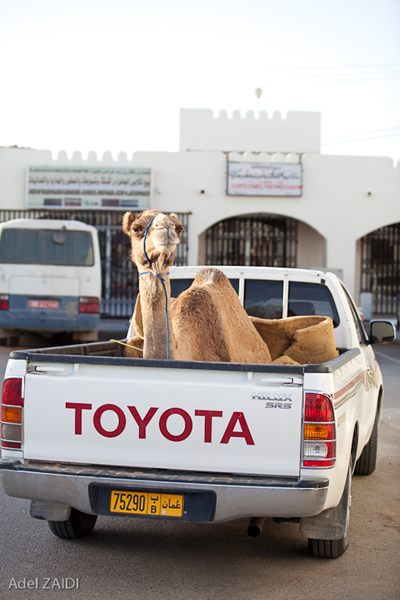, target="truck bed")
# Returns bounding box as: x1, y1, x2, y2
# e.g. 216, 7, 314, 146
9, 339, 357, 374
